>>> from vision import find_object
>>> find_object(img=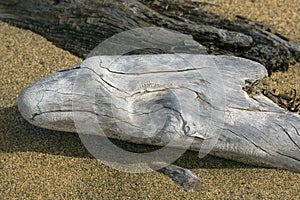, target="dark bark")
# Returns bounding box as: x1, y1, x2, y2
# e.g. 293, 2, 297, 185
0, 0, 299, 74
